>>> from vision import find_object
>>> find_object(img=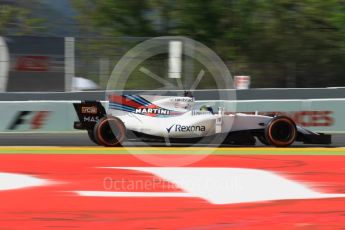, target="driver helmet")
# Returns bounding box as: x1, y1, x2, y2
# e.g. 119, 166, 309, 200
200, 105, 214, 113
